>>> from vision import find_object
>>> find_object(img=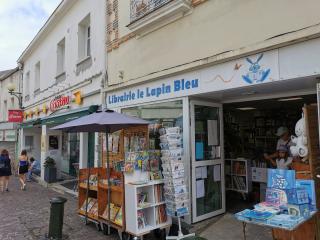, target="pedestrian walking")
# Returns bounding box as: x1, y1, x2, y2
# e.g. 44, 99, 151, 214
18, 150, 29, 190
0, 149, 12, 192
